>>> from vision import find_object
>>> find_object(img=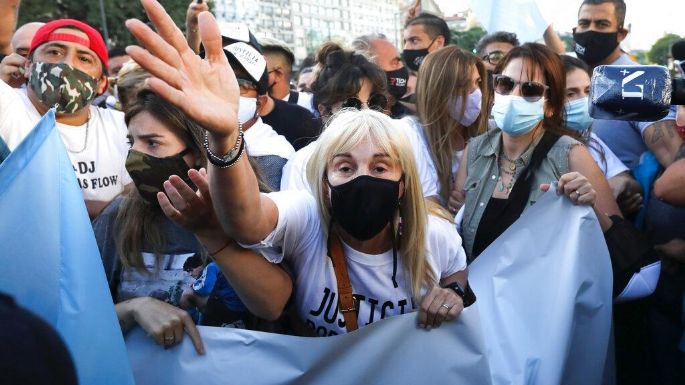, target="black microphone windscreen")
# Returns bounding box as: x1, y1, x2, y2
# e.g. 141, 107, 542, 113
673, 78, 685, 105
672, 40, 685, 61
590, 65, 671, 121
